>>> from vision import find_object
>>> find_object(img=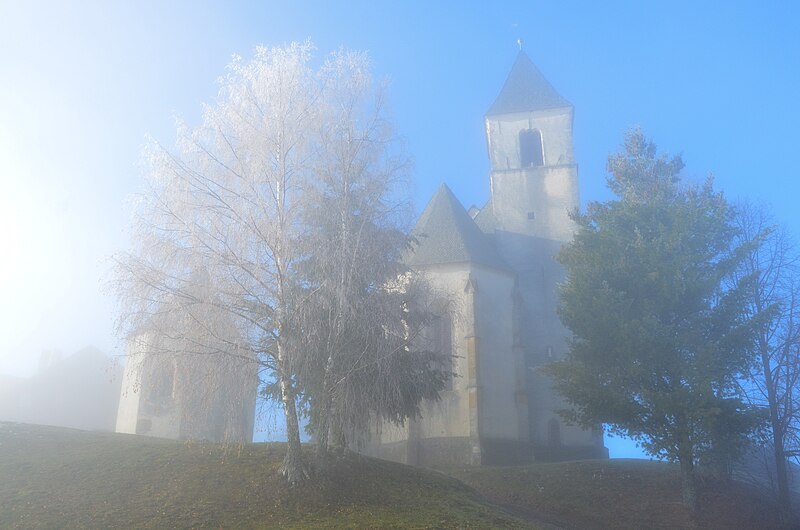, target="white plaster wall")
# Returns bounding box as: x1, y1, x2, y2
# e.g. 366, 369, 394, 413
147, 411, 181, 439
115, 345, 144, 434
377, 420, 409, 444
416, 265, 472, 439
484, 105, 602, 454
373, 263, 522, 445
374, 264, 474, 446
486, 108, 579, 244
490, 166, 578, 242
486, 108, 575, 170
115, 338, 181, 439
472, 265, 520, 440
